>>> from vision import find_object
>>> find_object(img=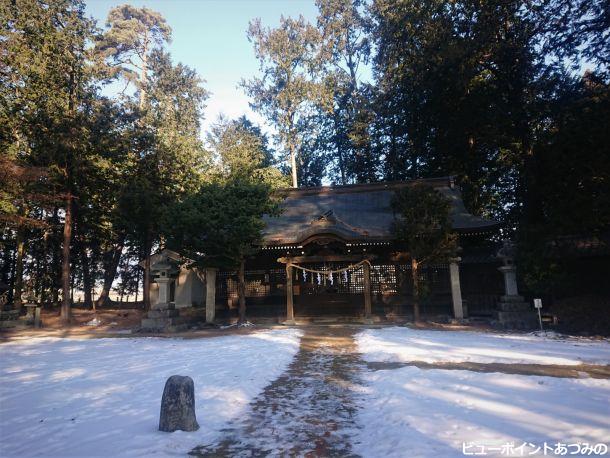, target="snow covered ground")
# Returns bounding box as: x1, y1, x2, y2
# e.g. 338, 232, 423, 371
2, 326, 609, 458
354, 327, 610, 457
0, 329, 301, 458
357, 327, 610, 365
